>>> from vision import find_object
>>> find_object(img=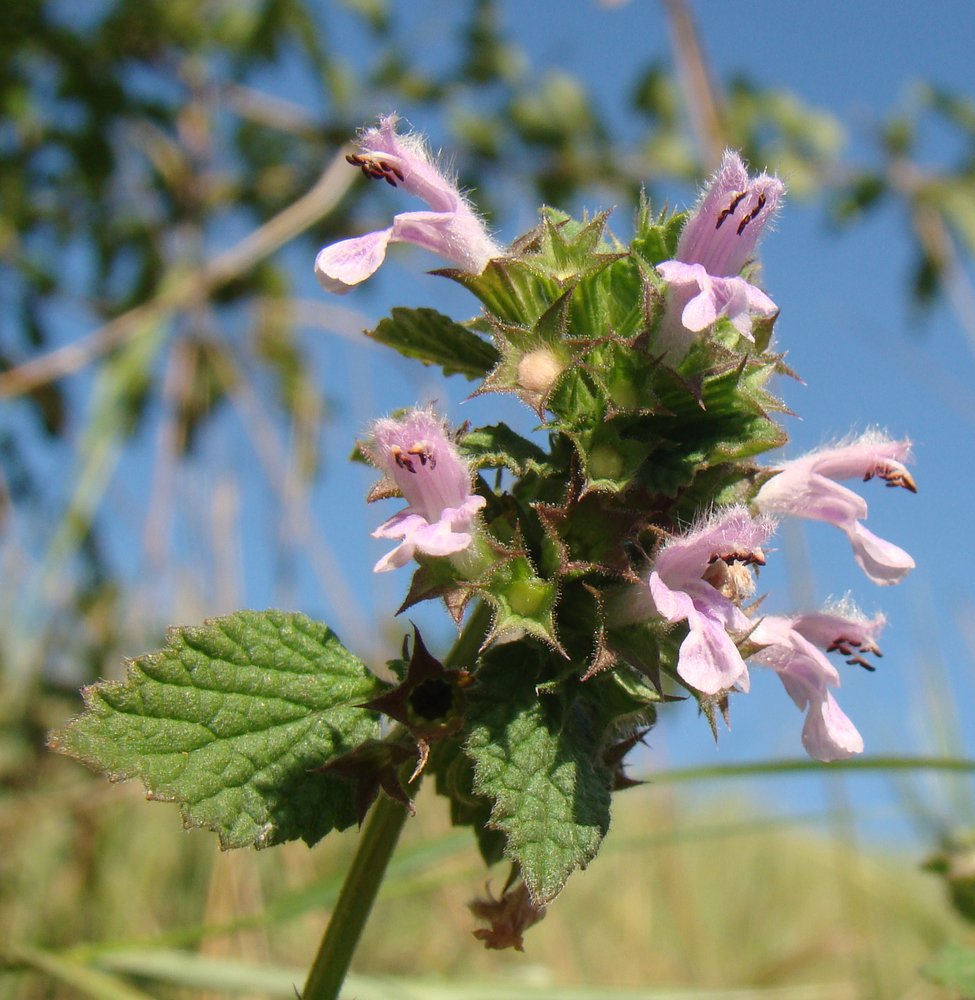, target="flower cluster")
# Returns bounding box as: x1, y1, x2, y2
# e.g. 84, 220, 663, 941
46, 114, 925, 963
317, 116, 917, 773
638, 464, 909, 761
